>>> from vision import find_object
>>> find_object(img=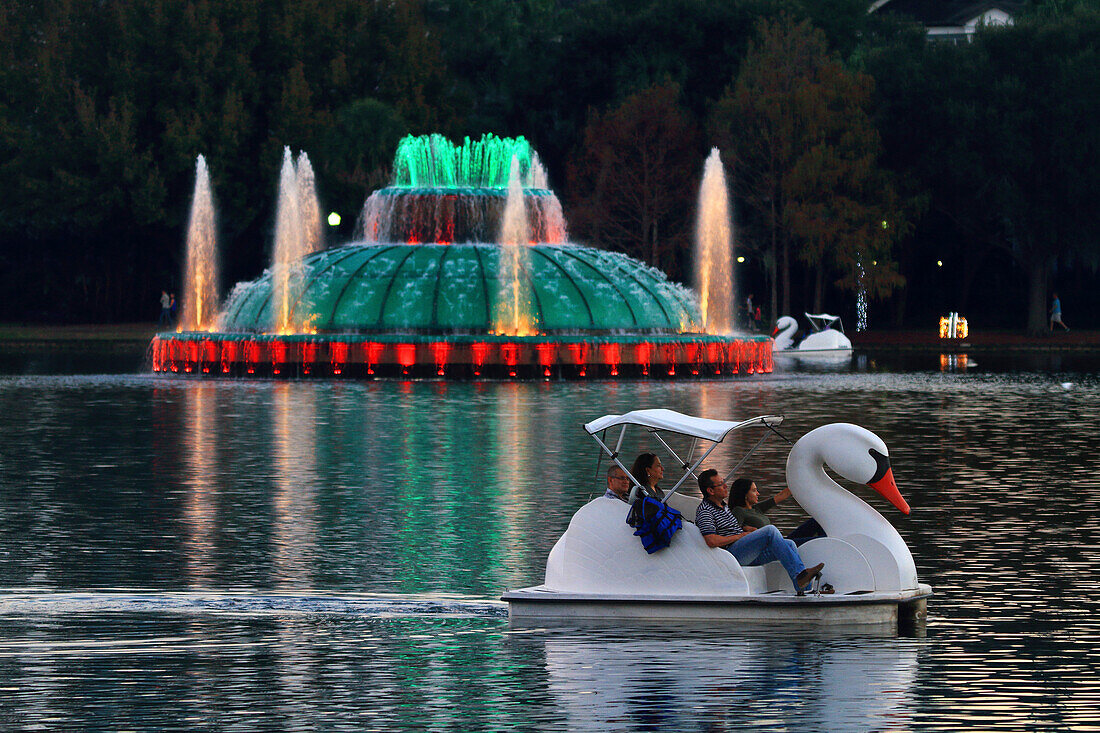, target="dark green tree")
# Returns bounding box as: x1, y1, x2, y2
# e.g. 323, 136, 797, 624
866, 5, 1100, 333
712, 15, 906, 321
567, 82, 701, 279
